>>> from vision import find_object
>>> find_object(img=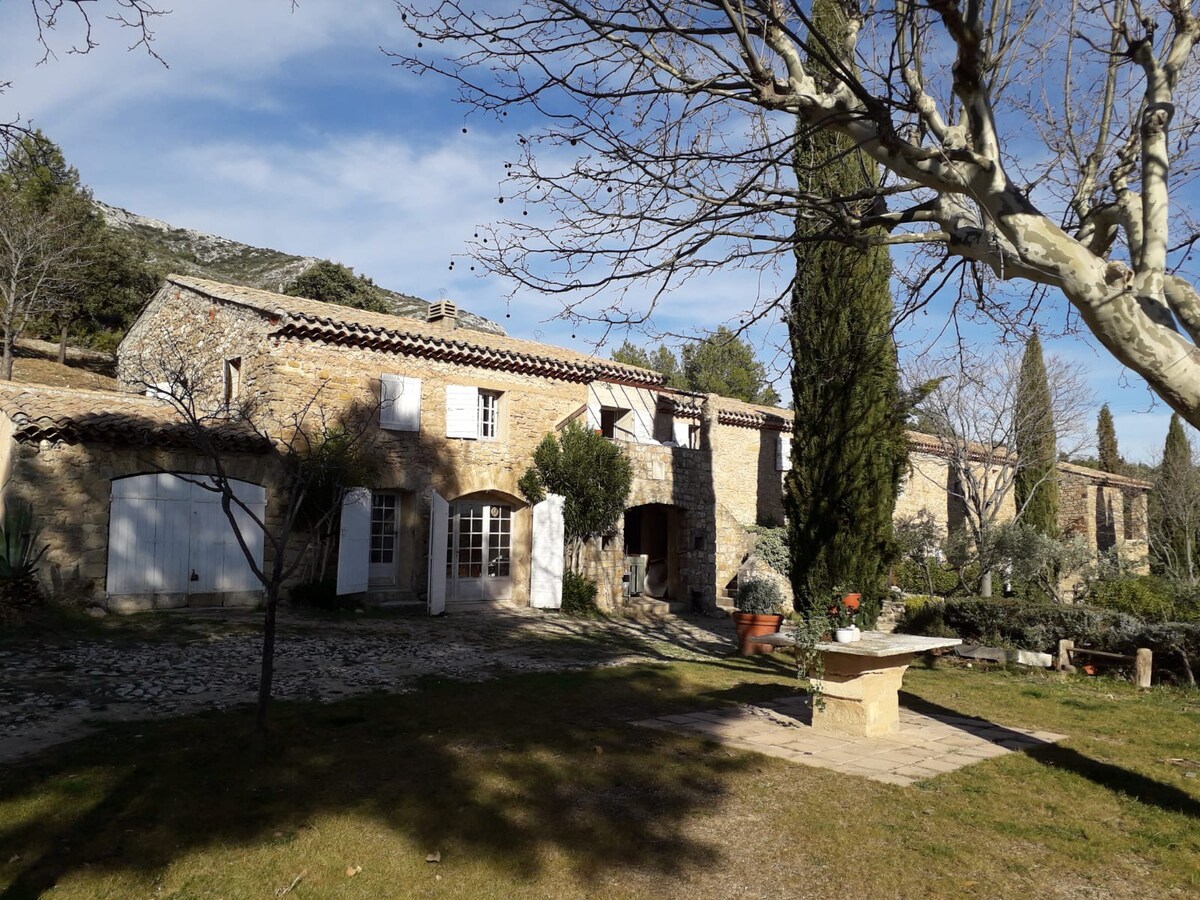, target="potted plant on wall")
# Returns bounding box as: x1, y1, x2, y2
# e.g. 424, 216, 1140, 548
732, 577, 785, 655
